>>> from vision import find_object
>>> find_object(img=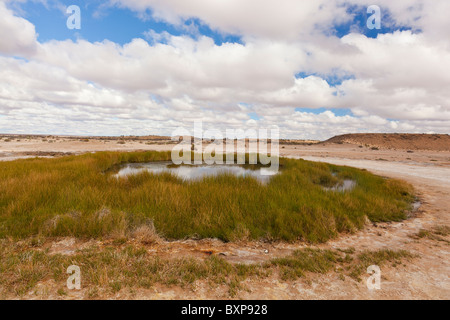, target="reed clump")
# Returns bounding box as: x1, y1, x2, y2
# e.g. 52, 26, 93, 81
0, 151, 414, 242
